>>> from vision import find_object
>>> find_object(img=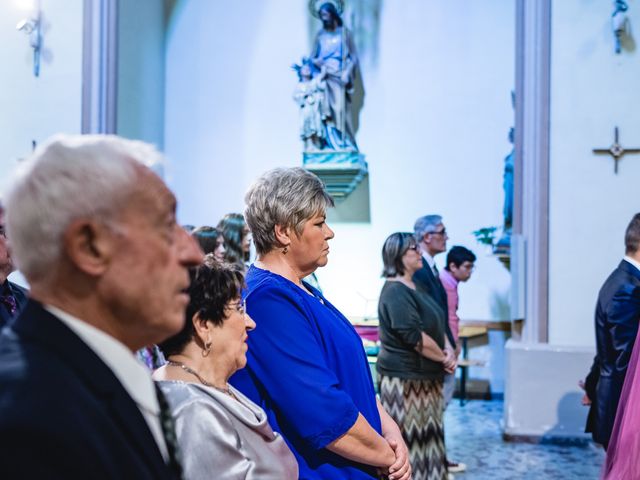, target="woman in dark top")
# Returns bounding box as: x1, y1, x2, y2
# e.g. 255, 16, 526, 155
377, 232, 455, 480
